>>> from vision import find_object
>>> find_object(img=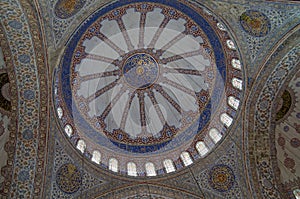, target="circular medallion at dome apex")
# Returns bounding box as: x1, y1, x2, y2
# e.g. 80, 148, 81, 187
54, 0, 244, 176
122, 53, 159, 89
